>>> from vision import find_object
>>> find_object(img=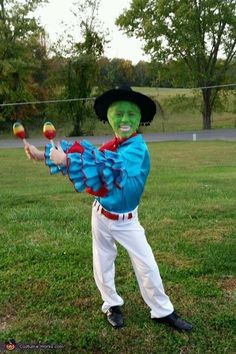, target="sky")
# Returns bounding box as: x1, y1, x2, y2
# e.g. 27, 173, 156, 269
36, 0, 150, 64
